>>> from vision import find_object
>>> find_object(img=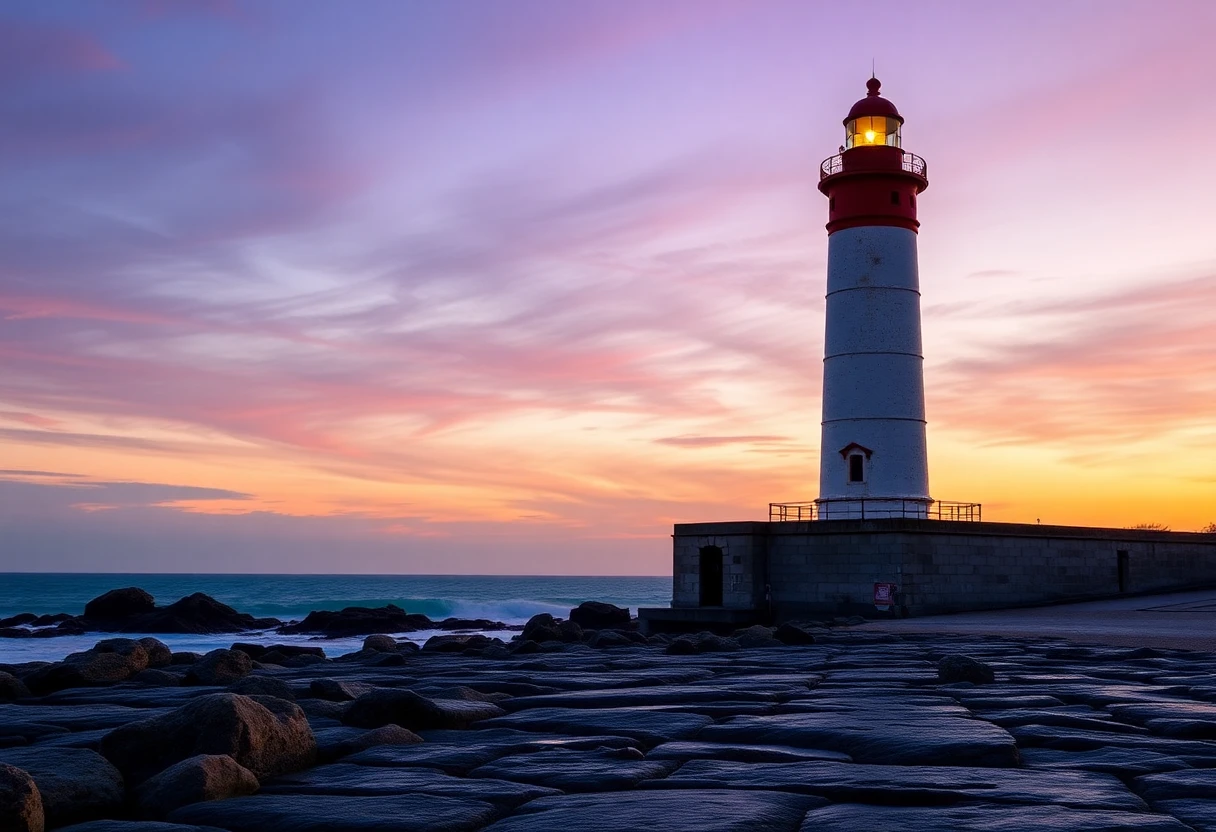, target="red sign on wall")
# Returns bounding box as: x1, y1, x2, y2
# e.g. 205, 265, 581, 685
873, 582, 897, 605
